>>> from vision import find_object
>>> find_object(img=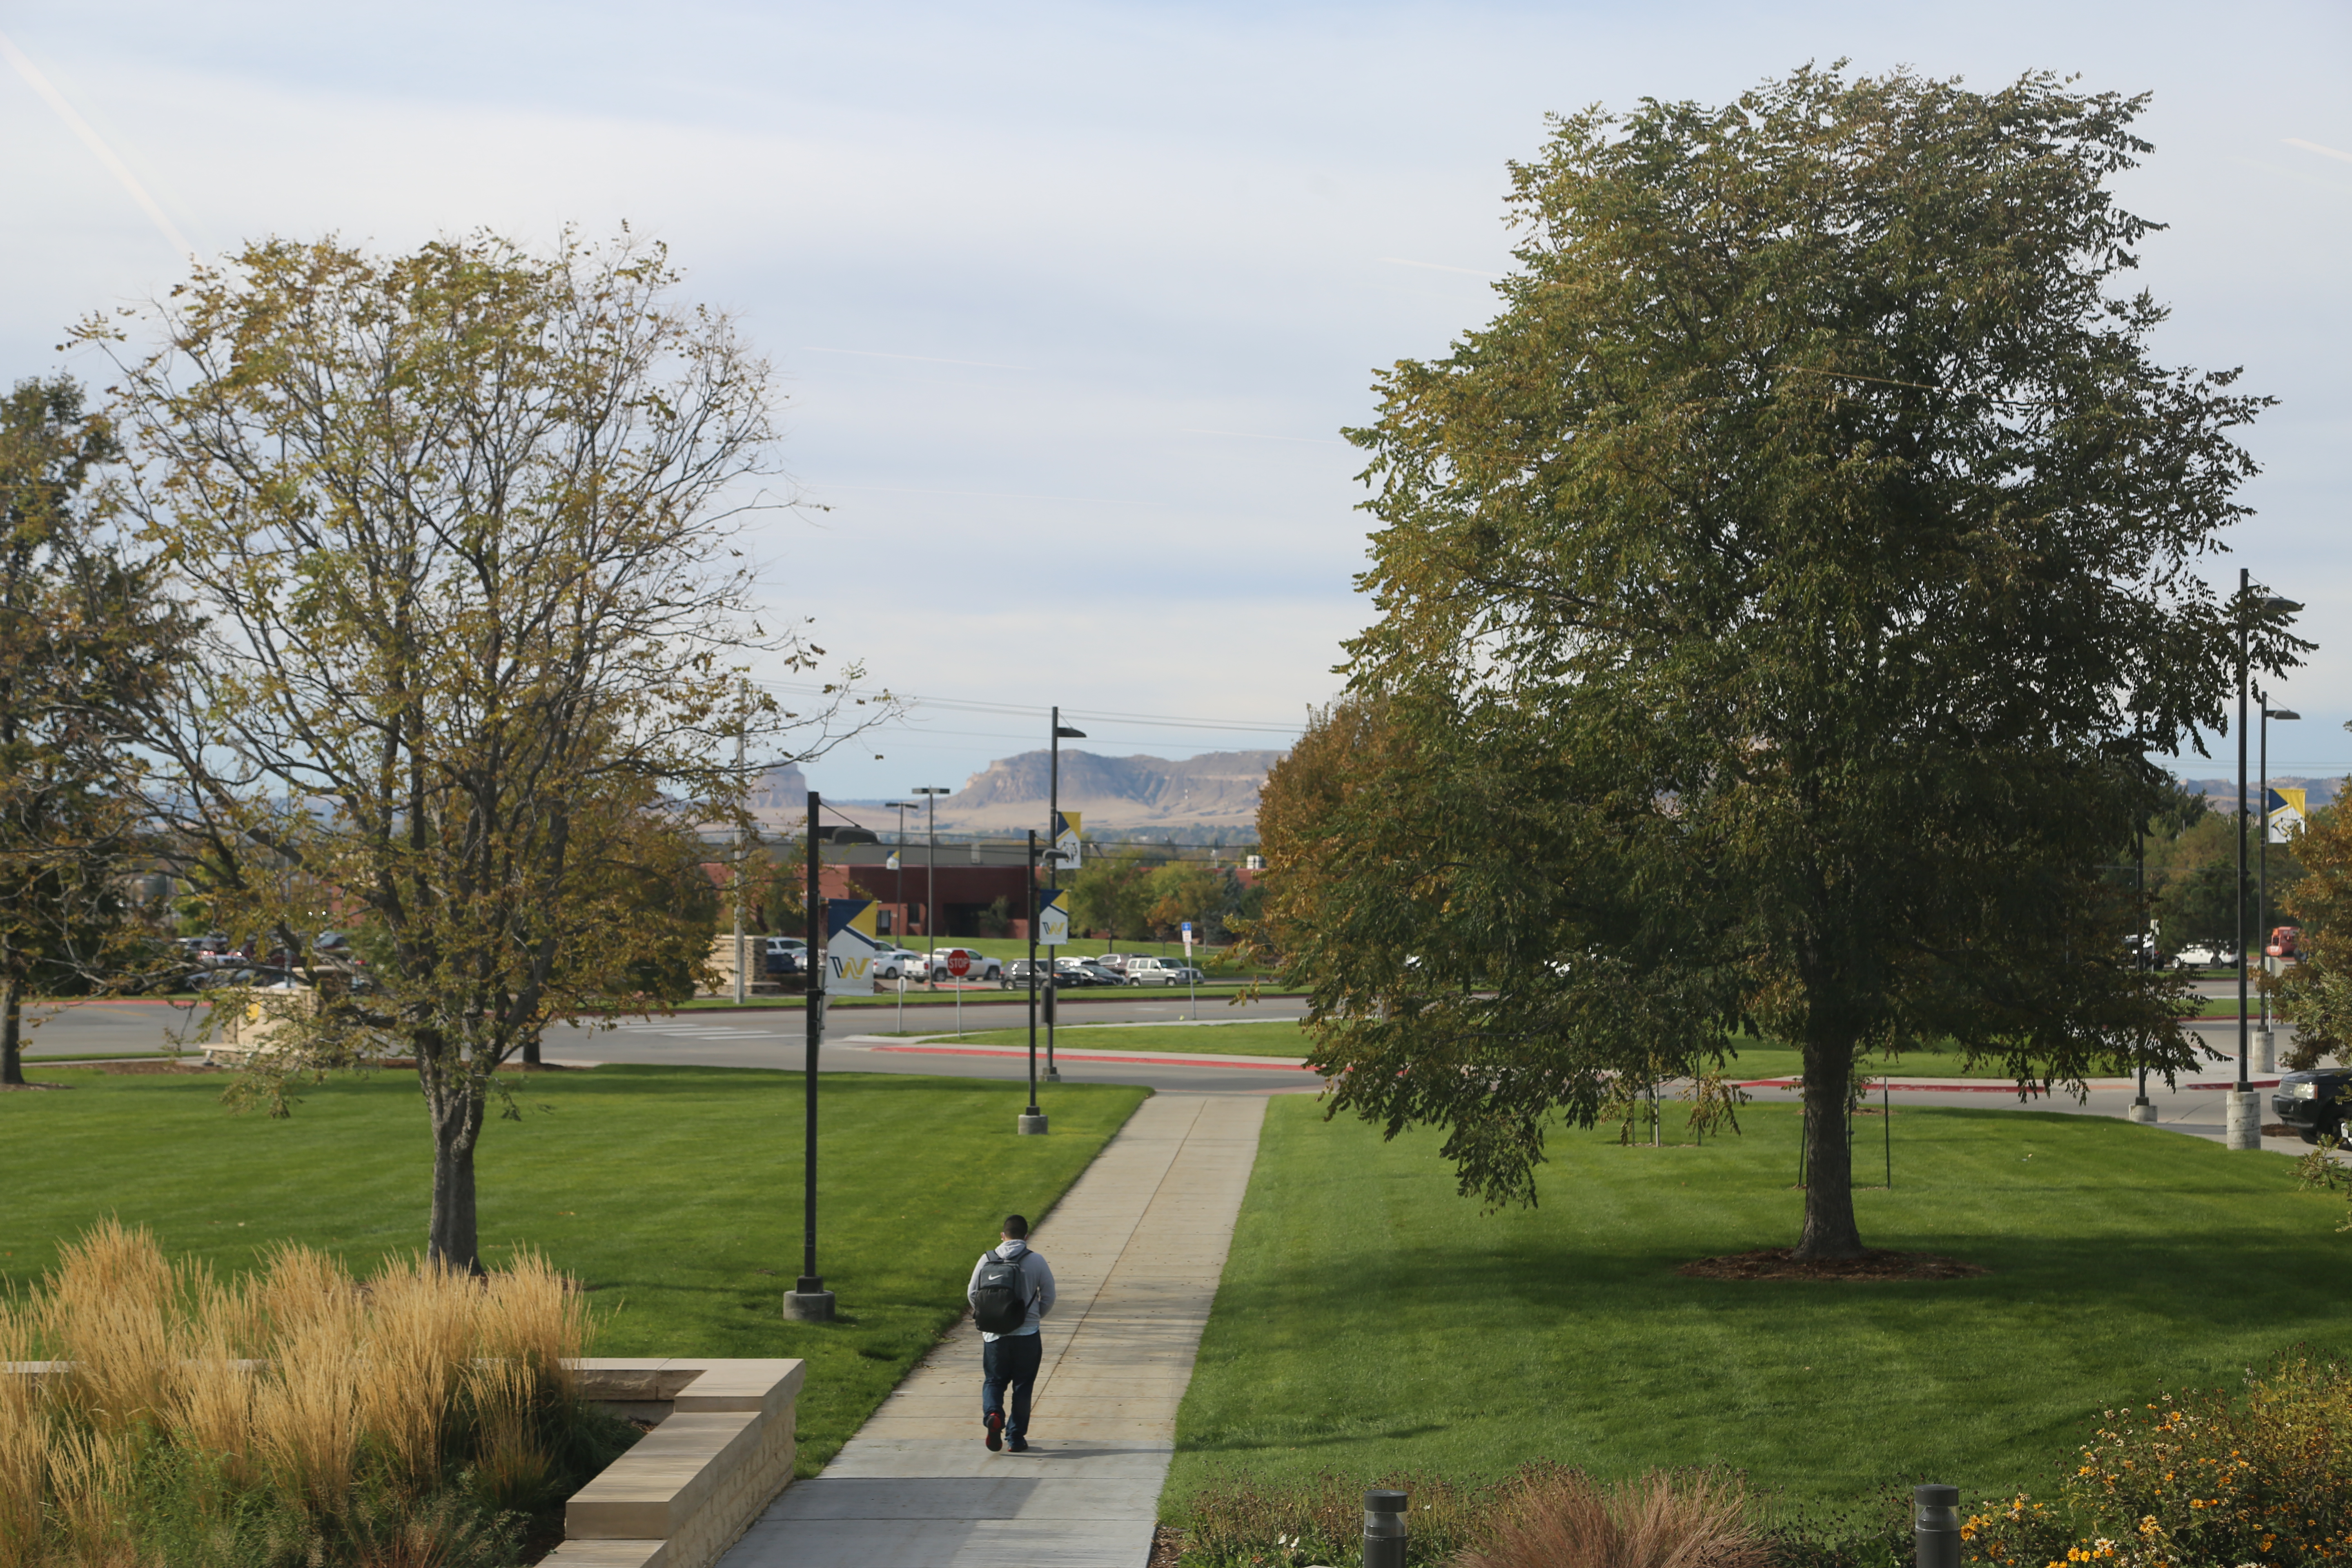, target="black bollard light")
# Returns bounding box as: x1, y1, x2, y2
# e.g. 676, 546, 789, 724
1914, 1484, 1960, 1568
1363, 1488, 1408, 1568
